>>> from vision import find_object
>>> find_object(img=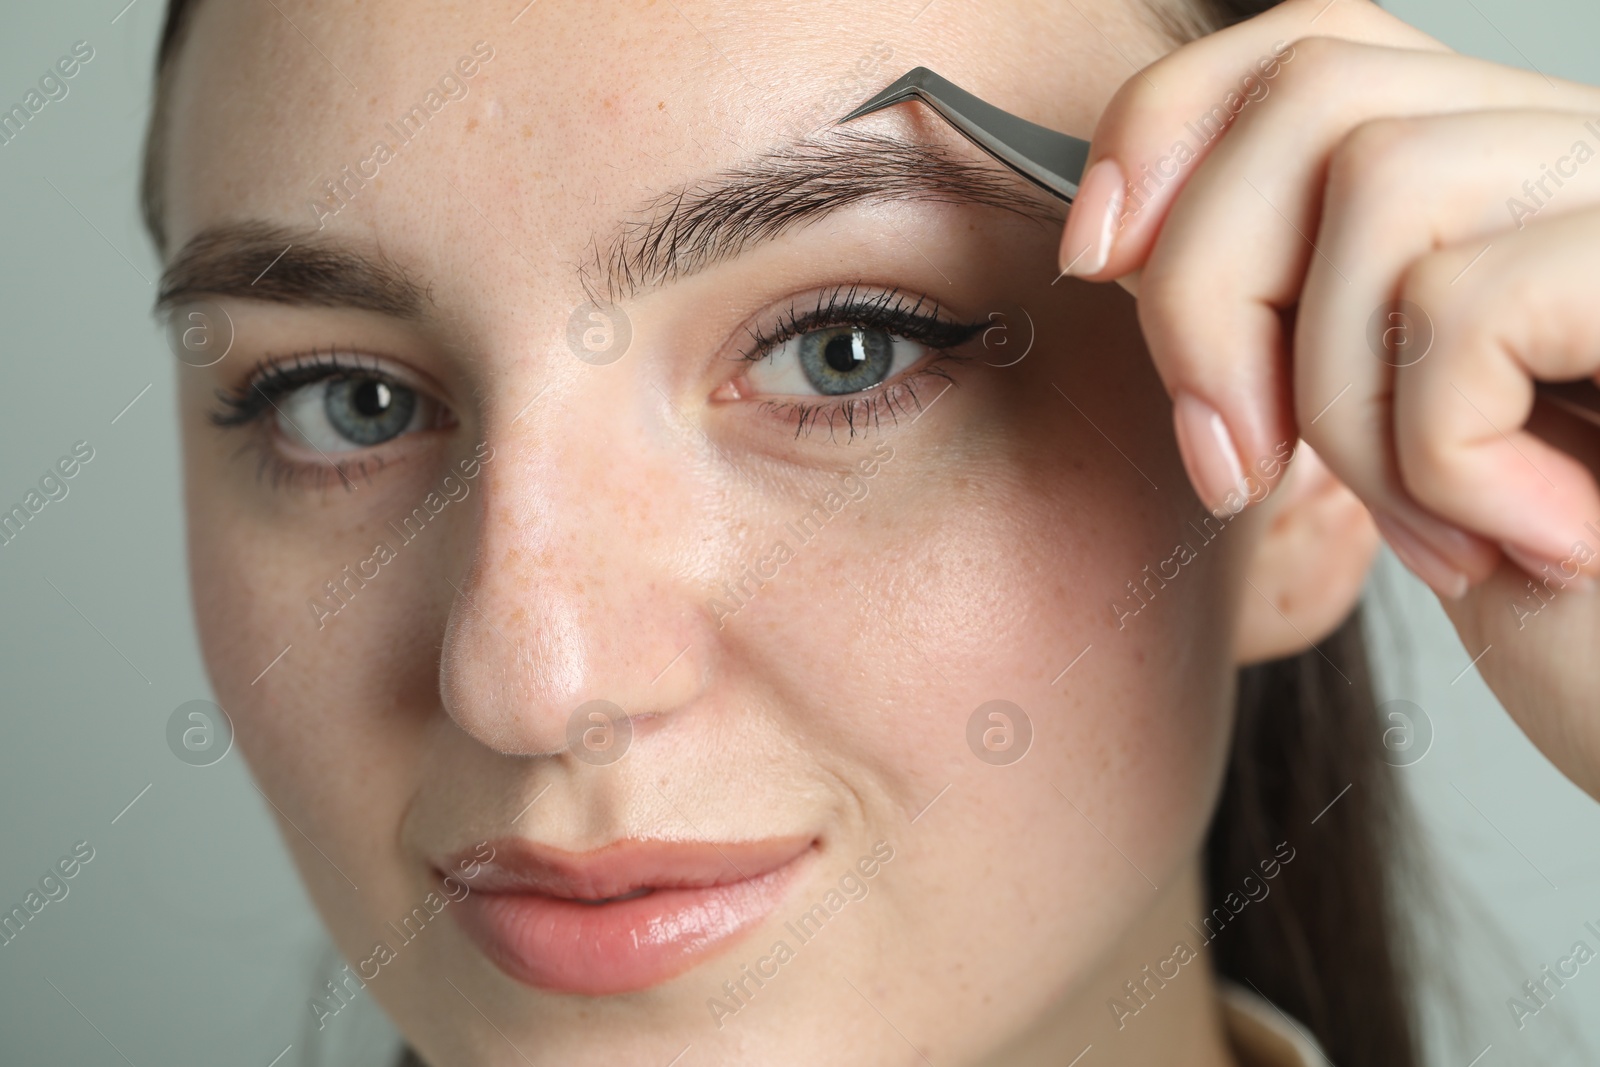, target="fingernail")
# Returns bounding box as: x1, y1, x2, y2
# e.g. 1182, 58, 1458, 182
1372, 511, 1469, 599
1396, 508, 1479, 573
1172, 390, 1249, 512
1501, 541, 1596, 592
1058, 158, 1125, 277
